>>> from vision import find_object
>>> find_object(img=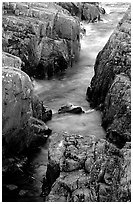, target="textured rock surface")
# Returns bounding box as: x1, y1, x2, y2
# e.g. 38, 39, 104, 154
81, 3, 101, 22
103, 74, 131, 147
2, 66, 33, 140
2, 52, 22, 69
2, 2, 80, 78
31, 94, 52, 122
86, 7, 131, 146
2, 66, 52, 154
42, 133, 131, 202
